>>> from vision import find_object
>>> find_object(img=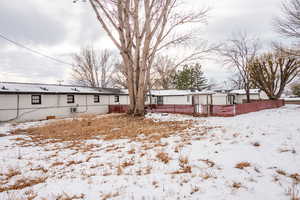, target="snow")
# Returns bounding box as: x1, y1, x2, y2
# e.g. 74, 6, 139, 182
150, 89, 214, 96
285, 97, 300, 101
0, 82, 215, 96
0, 82, 121, 94
230, 89, 260, 95
0, 105, 300, 199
